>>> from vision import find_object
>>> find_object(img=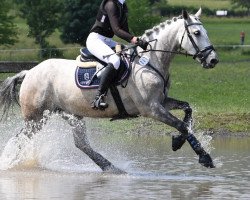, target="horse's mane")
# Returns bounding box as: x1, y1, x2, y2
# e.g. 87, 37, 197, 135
143, 16, 184, 39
